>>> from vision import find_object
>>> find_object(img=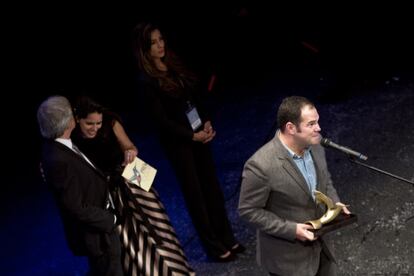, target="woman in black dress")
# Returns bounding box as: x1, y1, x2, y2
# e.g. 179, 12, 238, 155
72, 96, 194, 276
132, 22, 244, 261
